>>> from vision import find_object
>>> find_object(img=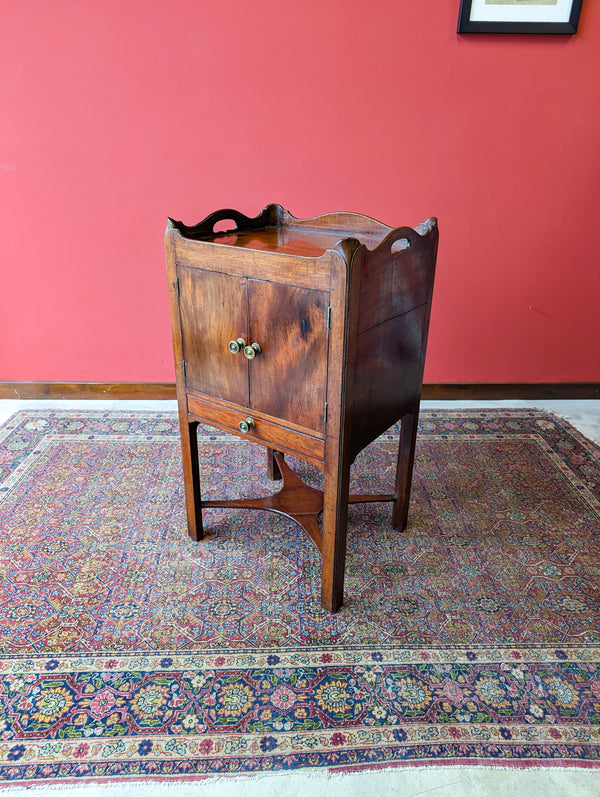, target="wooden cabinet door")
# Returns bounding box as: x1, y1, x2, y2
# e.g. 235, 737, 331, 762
177, 267, 249, 407
248, 280, 330, 433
